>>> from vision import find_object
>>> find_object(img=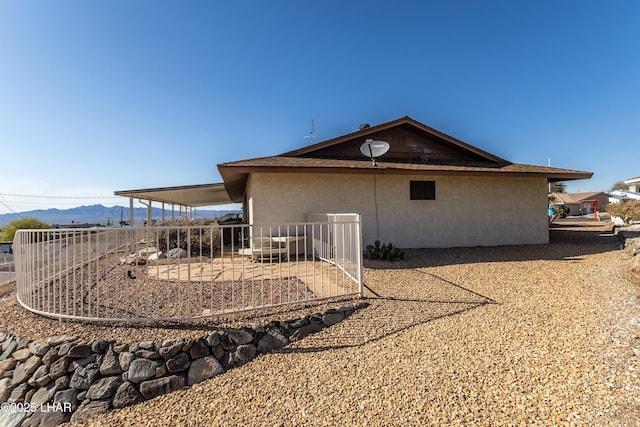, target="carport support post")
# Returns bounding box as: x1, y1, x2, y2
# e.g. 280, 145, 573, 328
129, 197, 134, 227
